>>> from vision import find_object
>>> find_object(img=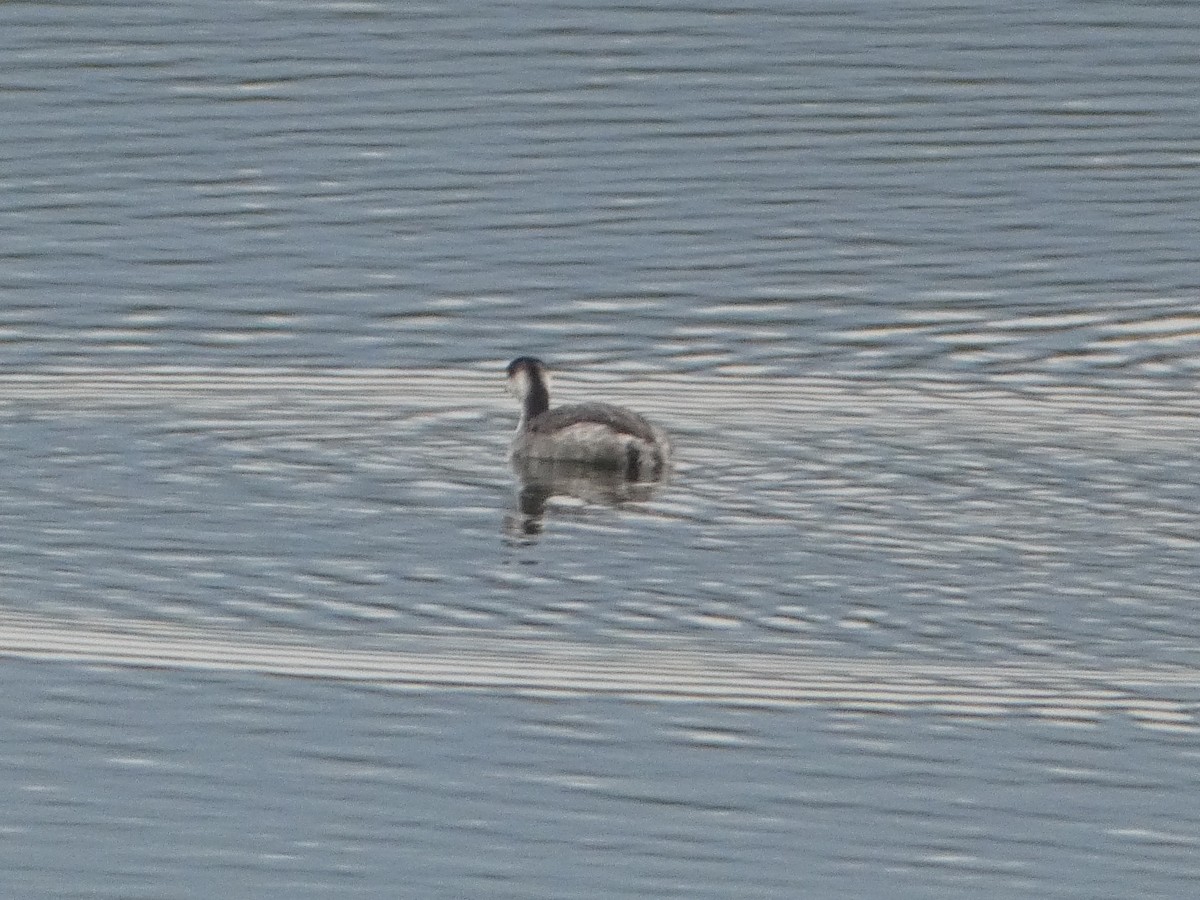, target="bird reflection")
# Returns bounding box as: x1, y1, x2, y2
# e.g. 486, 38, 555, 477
503, 456, 668, 541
